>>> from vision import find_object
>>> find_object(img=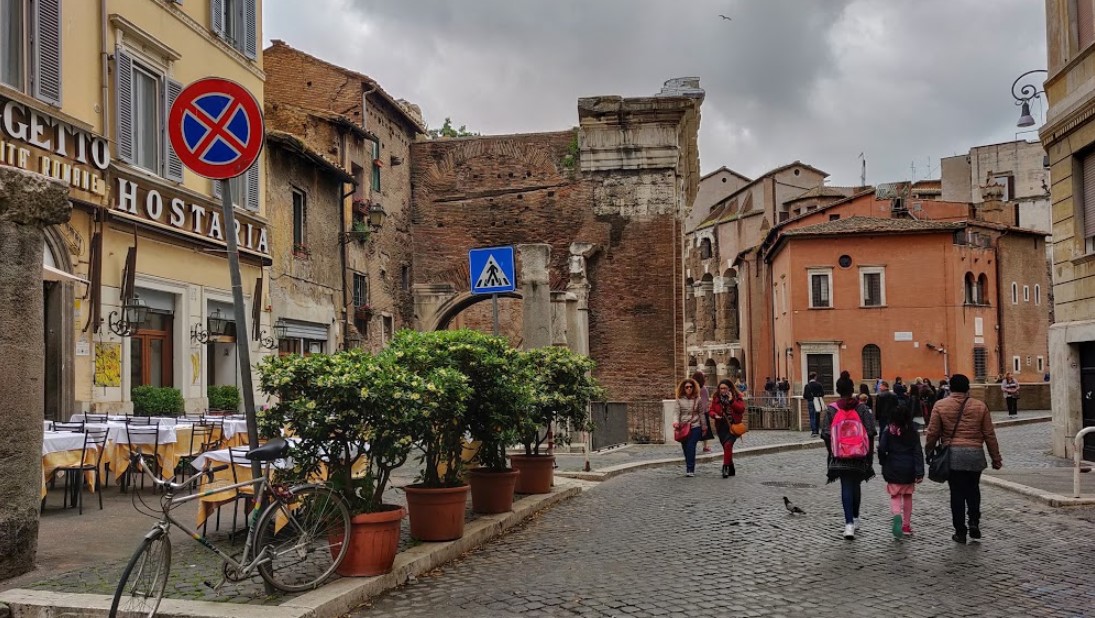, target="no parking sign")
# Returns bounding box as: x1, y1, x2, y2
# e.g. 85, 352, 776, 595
167, 77, 264, 180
